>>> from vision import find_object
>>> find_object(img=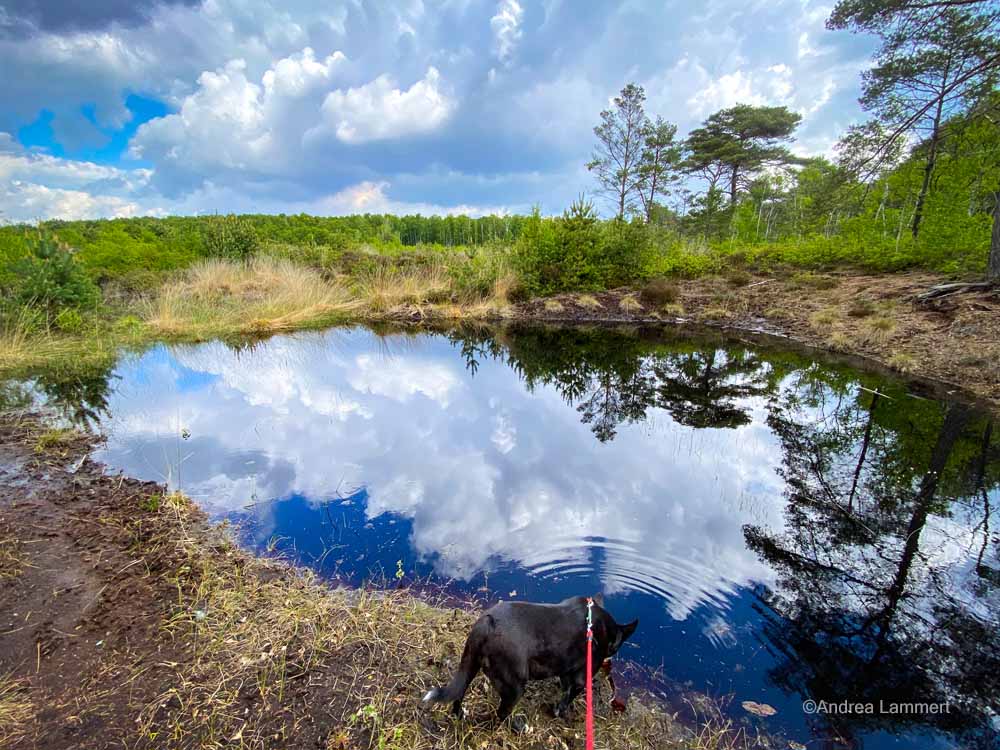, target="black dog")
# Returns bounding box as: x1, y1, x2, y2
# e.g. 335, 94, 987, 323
422, 594, 637, 726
